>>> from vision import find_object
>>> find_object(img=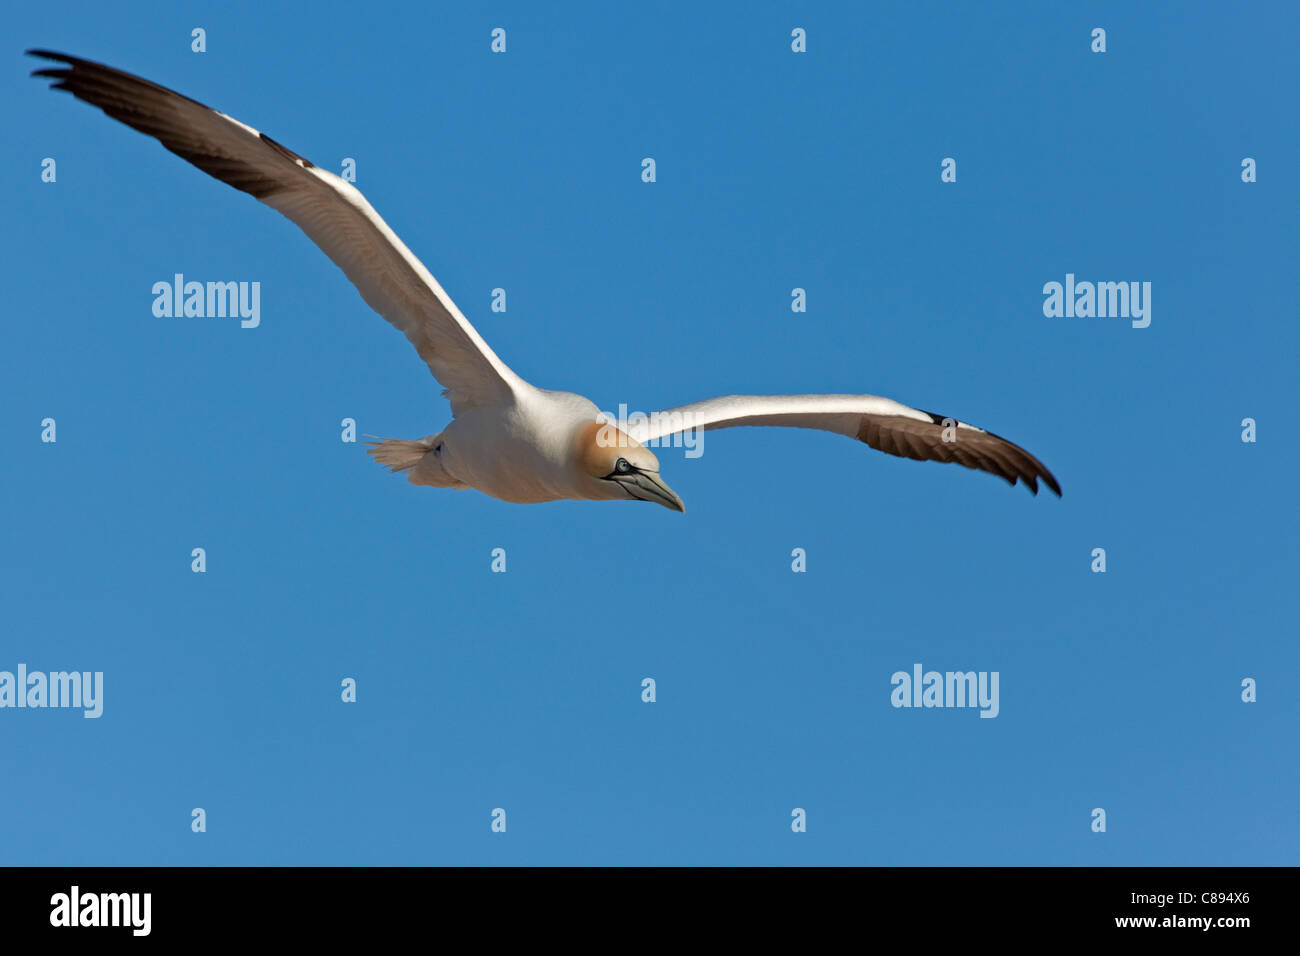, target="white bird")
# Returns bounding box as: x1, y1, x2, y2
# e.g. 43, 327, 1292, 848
31, 50, 1061, 513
